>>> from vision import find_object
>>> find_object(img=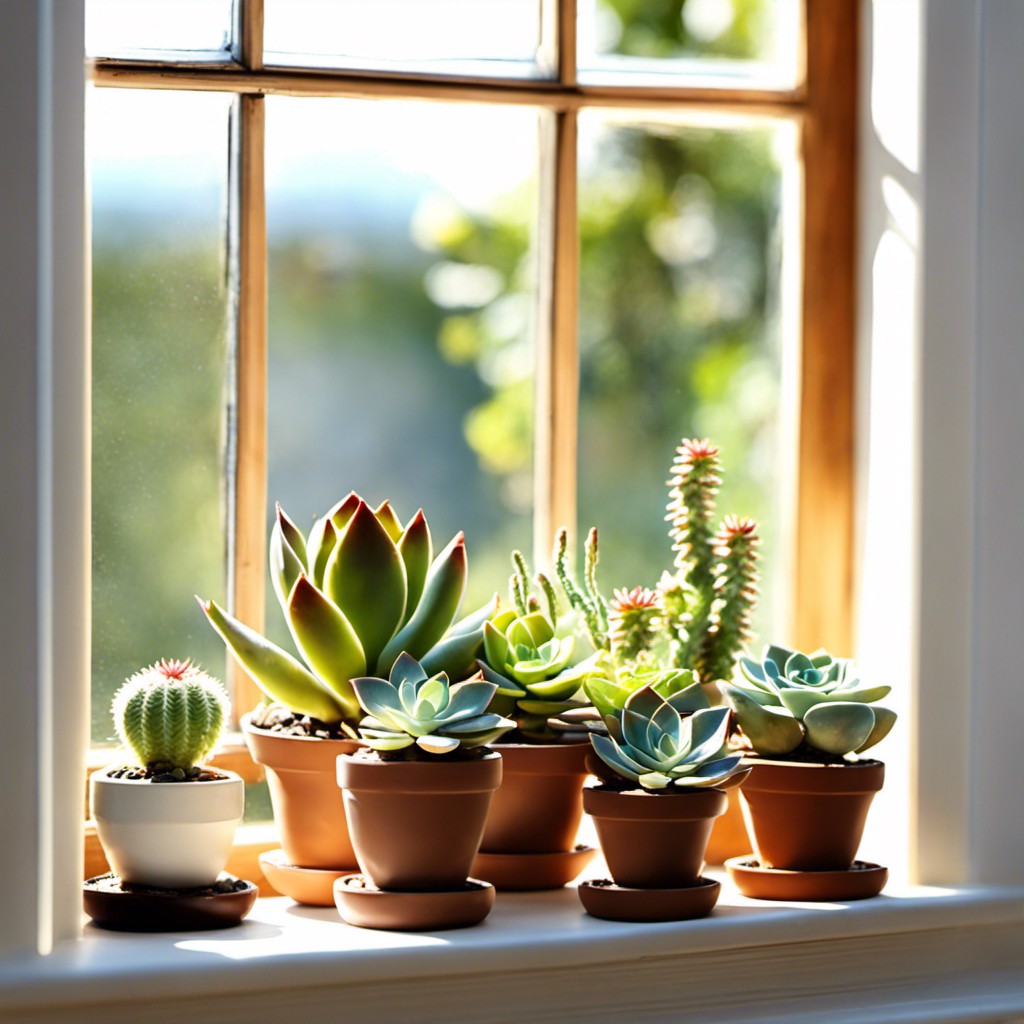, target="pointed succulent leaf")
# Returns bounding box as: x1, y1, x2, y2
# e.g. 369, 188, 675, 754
666, 684, 711, 714
389, 651, 429, 691
308, 518, 338, 590
442, 712, 511, 734
680, 705, 731, 763
416, 674, 449, 715
435, 679, 496, 721
517, 697, 588, 715
419, 628, 486, 679
855, 705, 897, 752
373, 500, 404, 542
721, 683, 803, 756
583, 676, 630, 720
482, 620, 511, 670
328, 492, 362, 531
378, 532, 467, 674
199, 598, 347, 723
590, 732, 642, 784
803, 701, 876, 756
352, 675, 406, 725
325, 500, 407, 671
269, 517, 306, 613
447, 594, 500, 637
286, 575, 365, 721
477, 660, 529, 699
397, 509, 432, 621
506, 612, 555, 650
834, 684, 891, 704
276, 504, 308, 566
